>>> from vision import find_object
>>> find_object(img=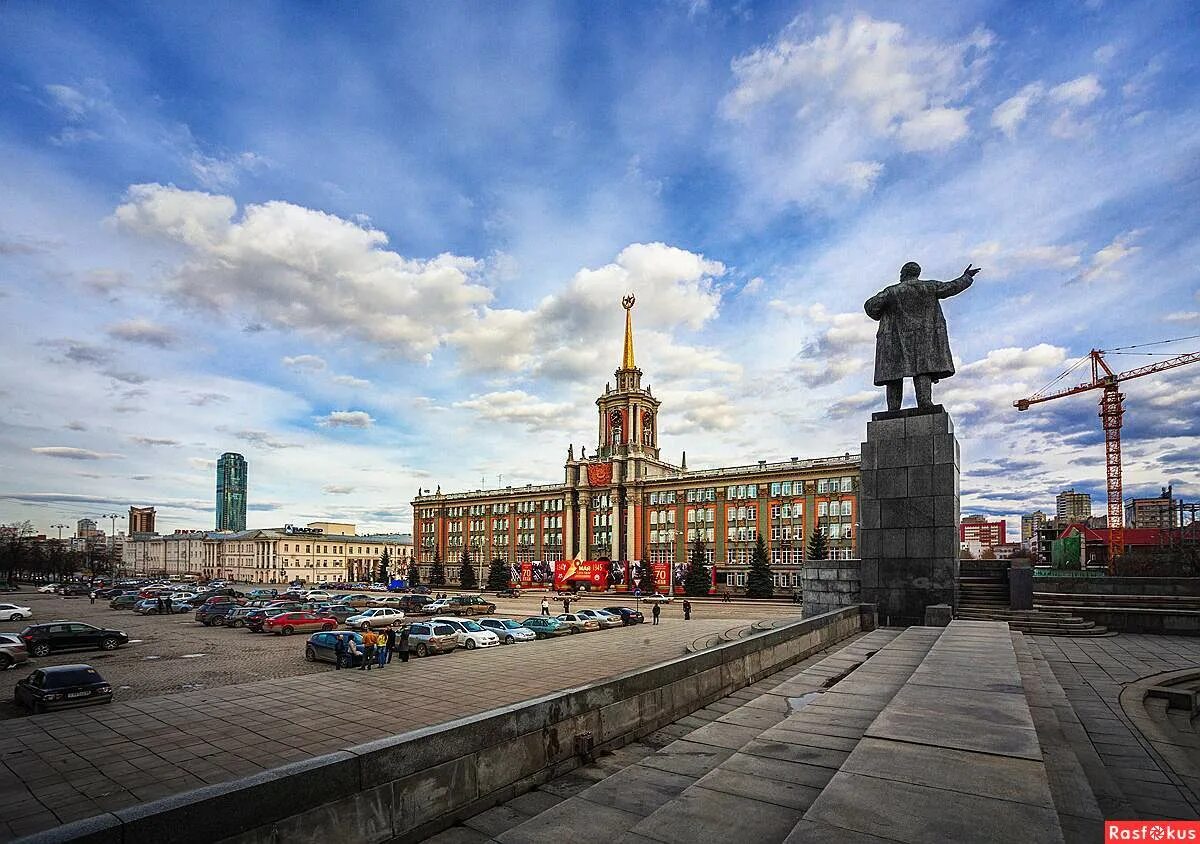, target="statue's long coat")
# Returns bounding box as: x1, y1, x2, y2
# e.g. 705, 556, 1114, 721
864, 276, 972, 385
